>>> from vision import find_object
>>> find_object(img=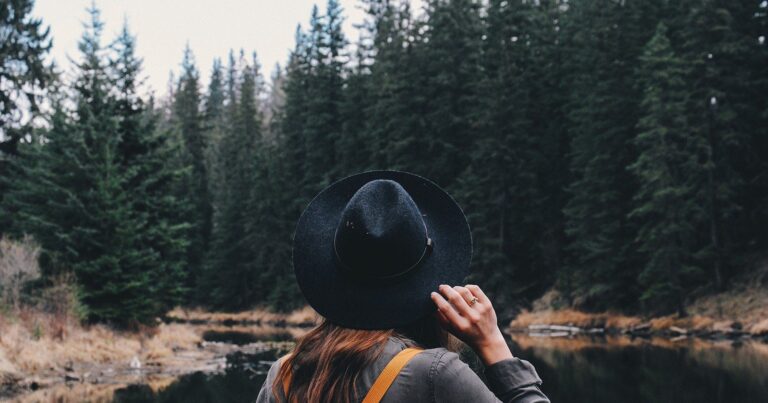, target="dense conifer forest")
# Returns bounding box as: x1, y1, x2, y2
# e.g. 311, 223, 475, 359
1, 0, 767, 324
